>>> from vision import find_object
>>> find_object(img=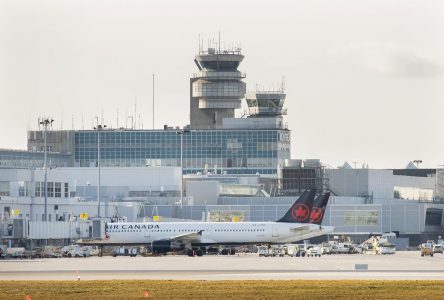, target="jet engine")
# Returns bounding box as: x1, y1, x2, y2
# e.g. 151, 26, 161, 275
151, 240, 184, 253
